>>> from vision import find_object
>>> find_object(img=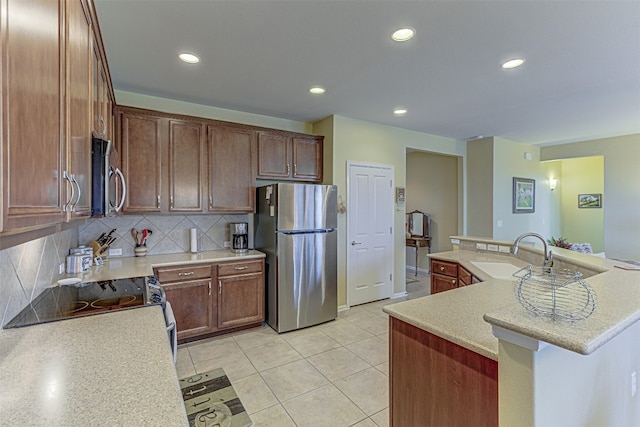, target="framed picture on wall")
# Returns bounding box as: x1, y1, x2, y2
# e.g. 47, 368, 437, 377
578, 193, 602, 208
512, 177, 535, 213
